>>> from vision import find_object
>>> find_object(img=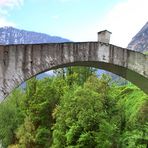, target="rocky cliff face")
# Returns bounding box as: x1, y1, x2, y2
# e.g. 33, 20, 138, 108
127, 22, 148, 53
0, 27, 70, 45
